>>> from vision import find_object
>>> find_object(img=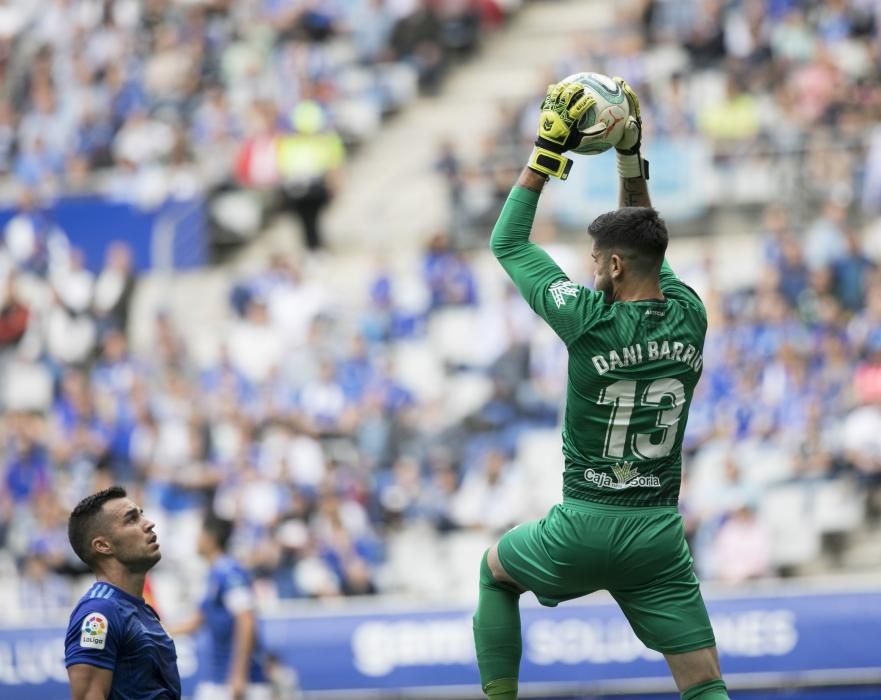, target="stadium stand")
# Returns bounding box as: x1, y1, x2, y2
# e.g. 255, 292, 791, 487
1, 0, 881, 635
